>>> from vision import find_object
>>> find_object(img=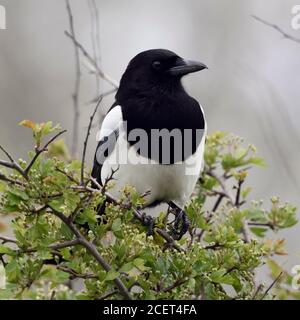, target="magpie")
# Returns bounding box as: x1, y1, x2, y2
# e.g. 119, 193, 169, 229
92, 49, 207, 238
